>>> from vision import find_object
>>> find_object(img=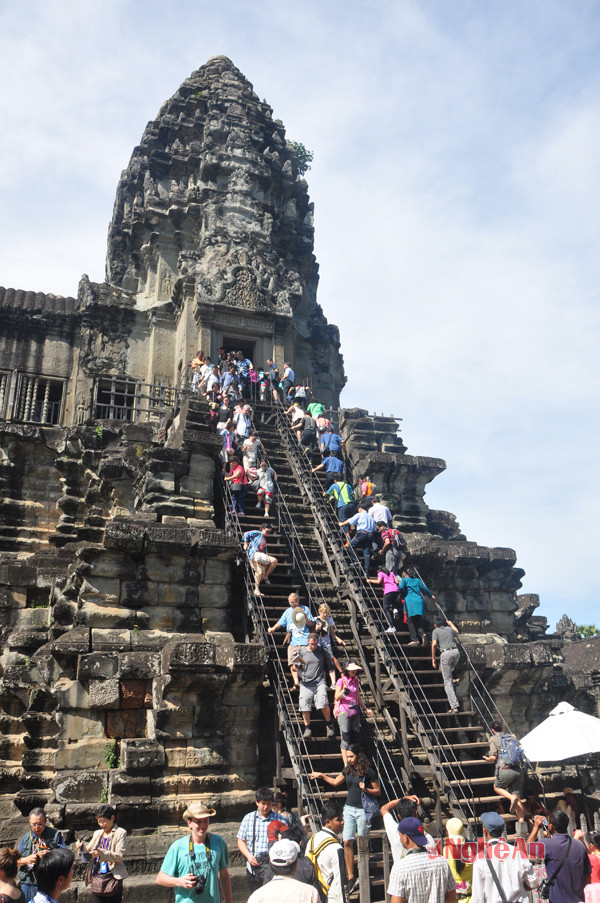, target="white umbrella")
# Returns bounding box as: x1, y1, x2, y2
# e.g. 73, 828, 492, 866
520, 701, 600, 762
